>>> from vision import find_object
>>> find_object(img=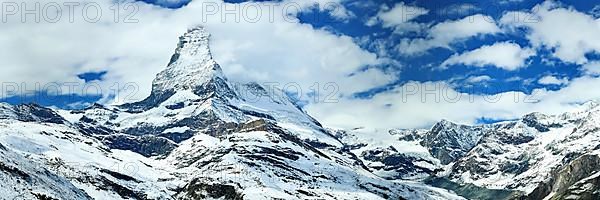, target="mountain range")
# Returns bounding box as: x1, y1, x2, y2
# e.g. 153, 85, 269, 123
0, 26, 598, 200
